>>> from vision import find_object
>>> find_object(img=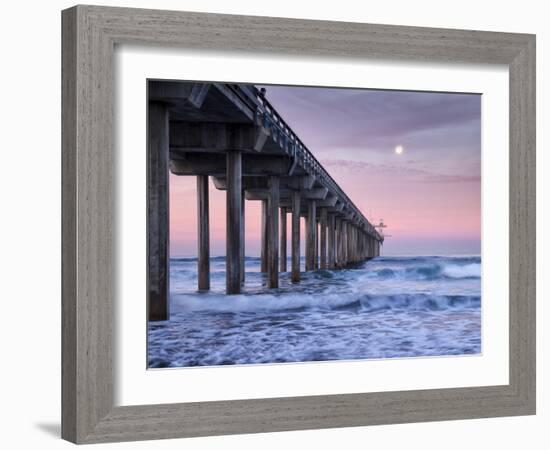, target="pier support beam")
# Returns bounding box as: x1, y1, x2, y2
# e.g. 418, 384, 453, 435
320, 209, 328, 269
291, 191, 301, 283
334, 217, 341, 268
226, 151, 242, 294
241, 189, 245, 284
314, 221, 319, 270
348, 224, 355, 264
197, 175, 210, 291
350, 226, 355, 263
344, 221, 349, 266
358, 231, 362, 261
336, 218, 344, 268
328, 213, 336, 269
280, 207, 287, 272
352, 228, 356, 261
148, 102, 169, 321
305, 200, 317, 271
355, 227, 363, 262
267, 176, 280, 288
261, 199, 268, 272
340, 219, 346, 267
